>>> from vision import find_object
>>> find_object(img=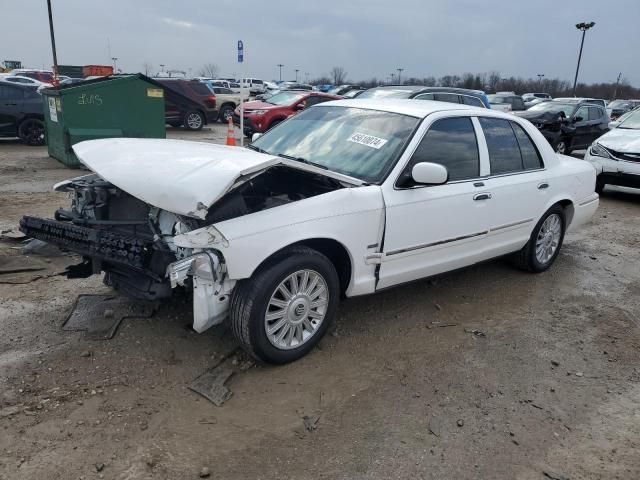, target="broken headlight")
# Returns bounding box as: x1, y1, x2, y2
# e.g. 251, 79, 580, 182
166, 252, 221, 288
